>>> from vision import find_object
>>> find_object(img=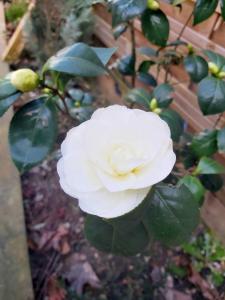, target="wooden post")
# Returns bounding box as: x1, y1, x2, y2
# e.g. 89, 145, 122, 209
0, 3, 34, 299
